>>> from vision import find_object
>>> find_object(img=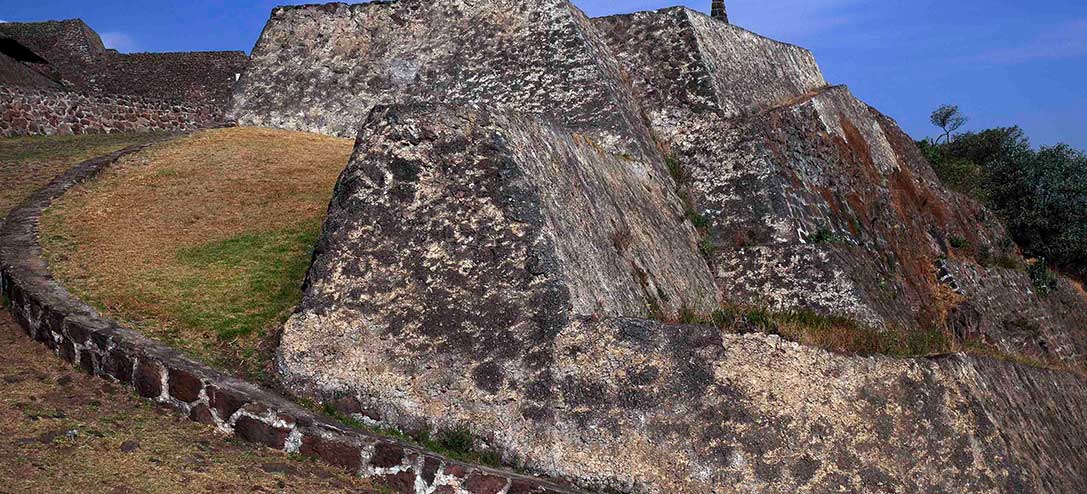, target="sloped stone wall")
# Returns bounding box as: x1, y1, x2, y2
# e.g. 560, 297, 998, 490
278, 101, 1087, 494
0, 20, 247, 107
0, 85, 223, 137
229, 0, 654, 156
0, 51, 61, 89
91, 51, 247, 107
596, 7, 1087, 368
0, 144, 583, 494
